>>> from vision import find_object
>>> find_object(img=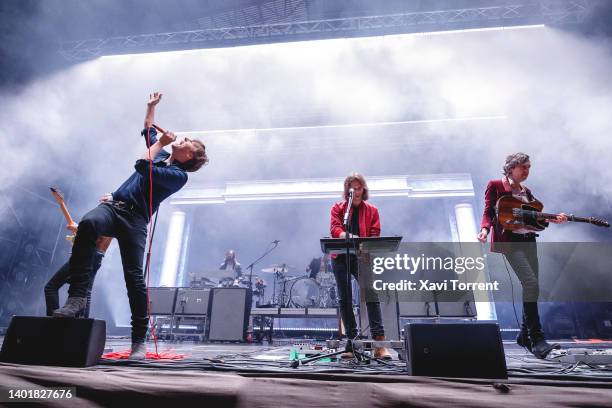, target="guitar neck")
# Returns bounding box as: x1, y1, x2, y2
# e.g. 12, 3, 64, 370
58, 201, 75, 225
513, 201, 609, 228
539, 212, 589, 224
